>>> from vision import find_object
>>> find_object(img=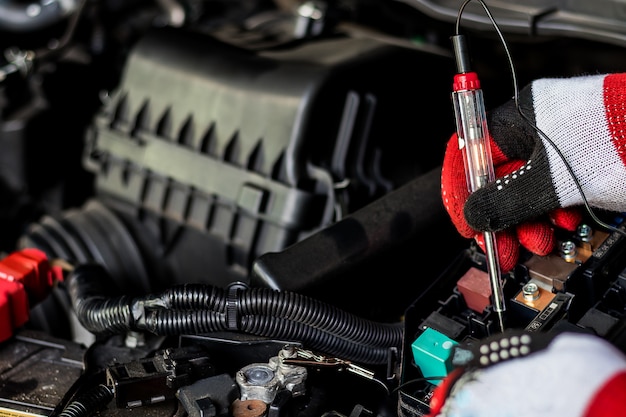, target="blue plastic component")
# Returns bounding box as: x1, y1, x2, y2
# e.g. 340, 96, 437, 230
411, 327, 458, 385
